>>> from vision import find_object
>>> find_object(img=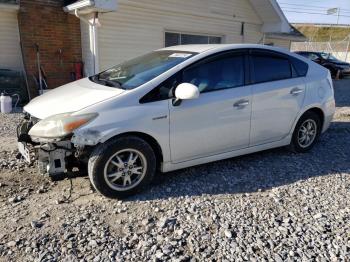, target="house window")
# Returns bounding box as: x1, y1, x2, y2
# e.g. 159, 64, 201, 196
165, 32, 222, 47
